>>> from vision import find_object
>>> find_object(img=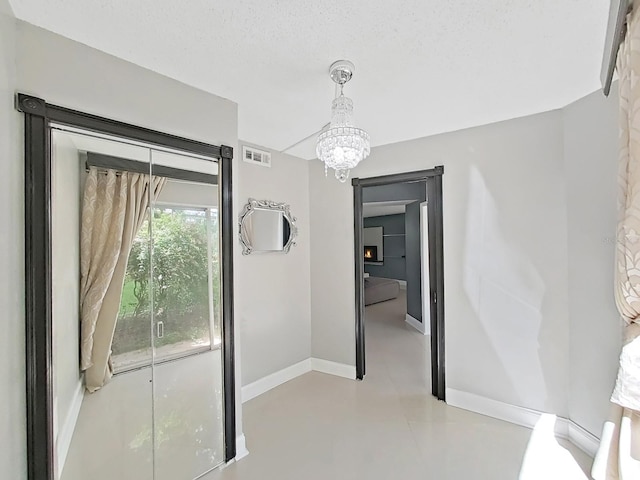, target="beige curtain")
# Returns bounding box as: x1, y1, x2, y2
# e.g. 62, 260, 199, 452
80, 167, 166, 392
592, 7, 640, 479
